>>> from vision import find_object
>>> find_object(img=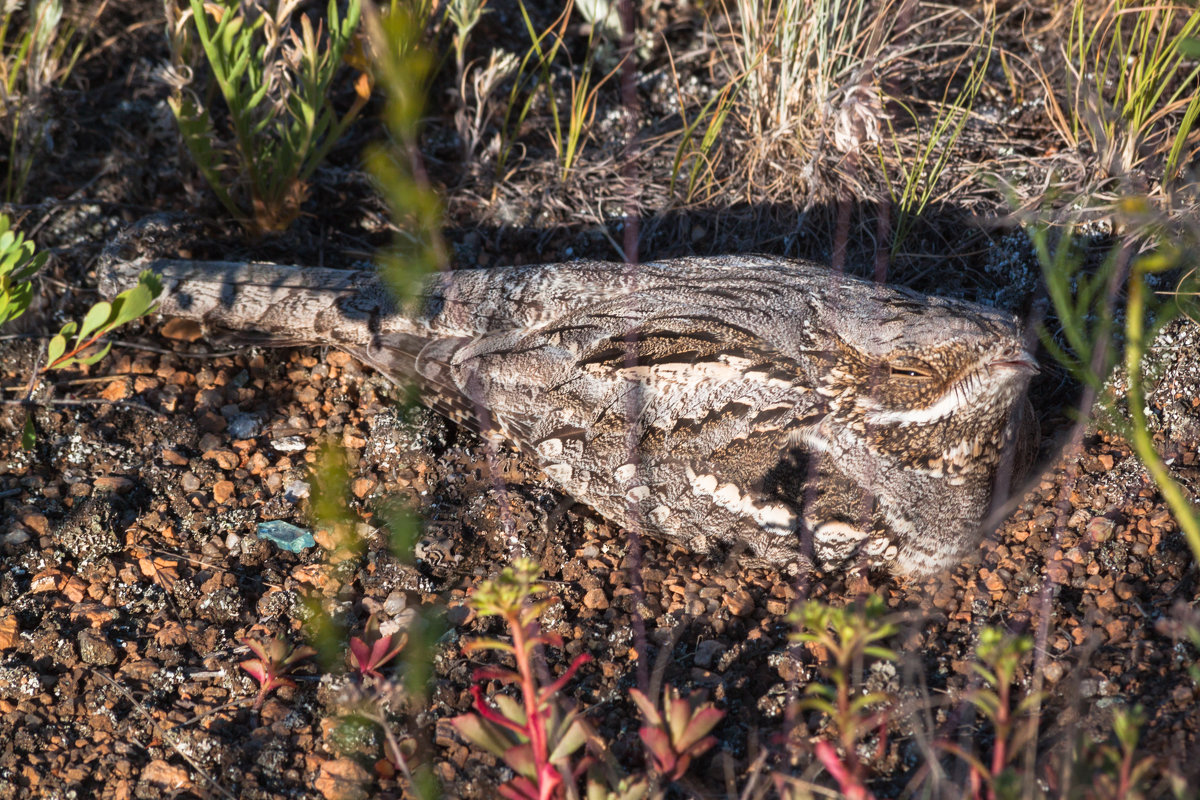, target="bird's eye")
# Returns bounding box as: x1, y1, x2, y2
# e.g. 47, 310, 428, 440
888, 360, 934, 380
